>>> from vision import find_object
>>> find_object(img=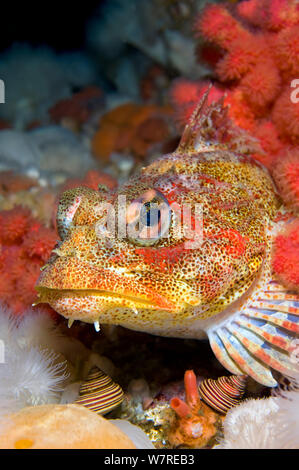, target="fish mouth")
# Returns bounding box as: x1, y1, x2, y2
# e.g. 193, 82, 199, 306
35, 256, 183, 319
35, 285, 181, 326
35, 286, 177, 312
